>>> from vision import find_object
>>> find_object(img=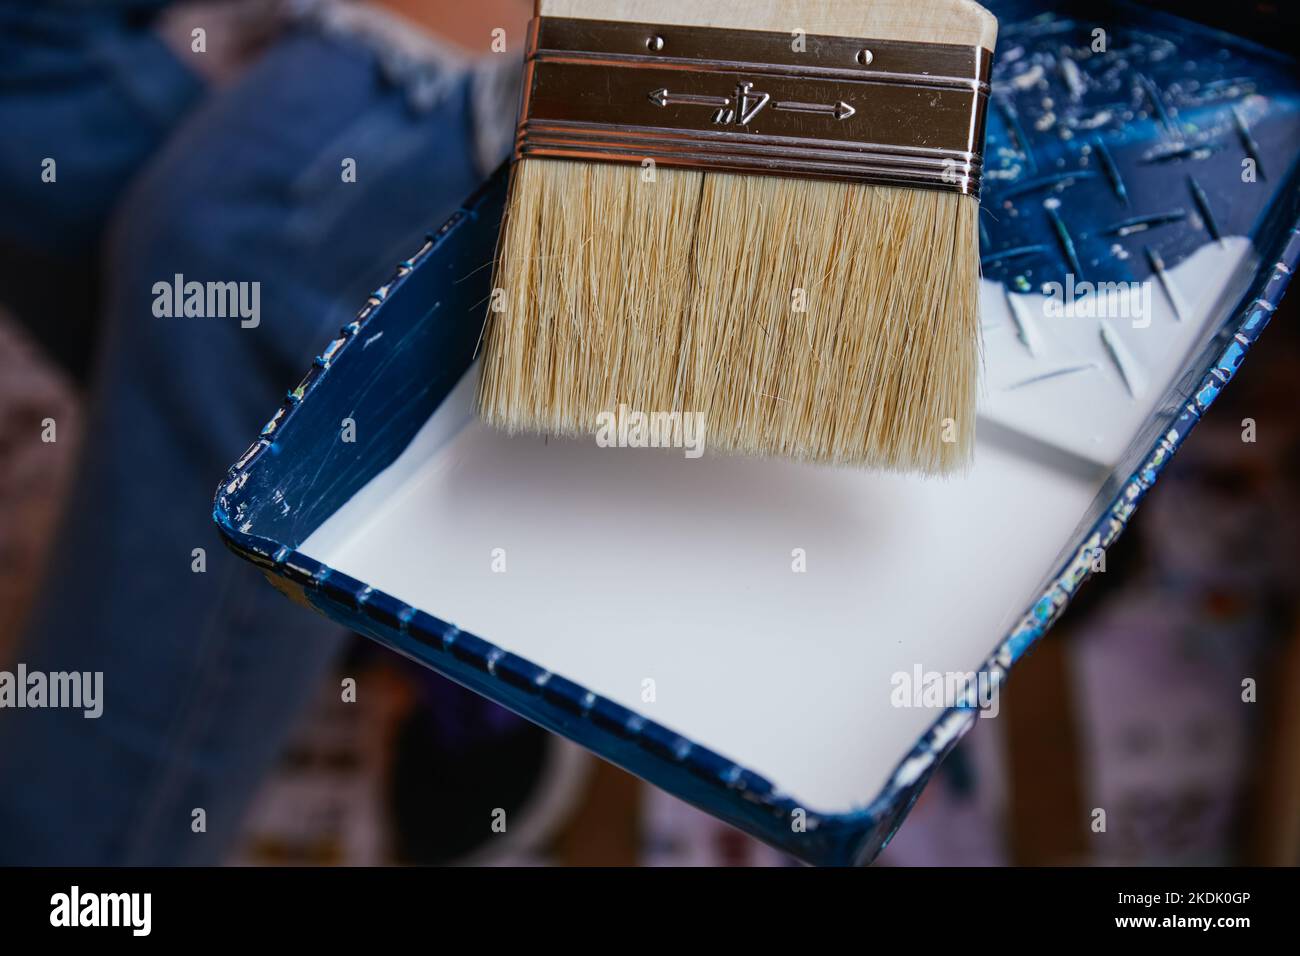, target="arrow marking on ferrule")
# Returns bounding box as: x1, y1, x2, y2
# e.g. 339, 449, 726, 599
649, 85, 854, 125
774, 100, 856, 120
649, 88, 731, 109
